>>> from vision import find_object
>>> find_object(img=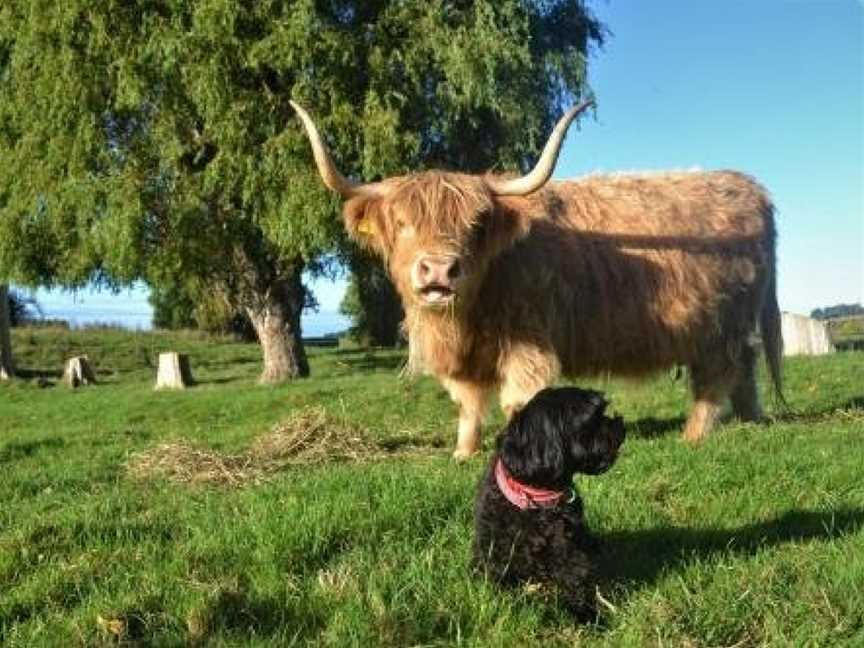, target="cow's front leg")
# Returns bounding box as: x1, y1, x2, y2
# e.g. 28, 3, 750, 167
498, 343, 561, 419
442, 378, 491, 461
